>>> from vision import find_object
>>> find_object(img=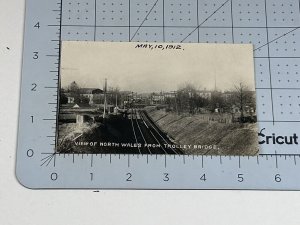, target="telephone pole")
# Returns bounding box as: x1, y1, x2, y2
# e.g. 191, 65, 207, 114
103, 78, 107, 120
115, 93, 118, 107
